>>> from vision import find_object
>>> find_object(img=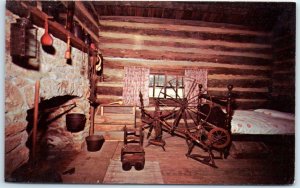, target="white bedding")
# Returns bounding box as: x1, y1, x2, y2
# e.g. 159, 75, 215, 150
231, 110, 295, 135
